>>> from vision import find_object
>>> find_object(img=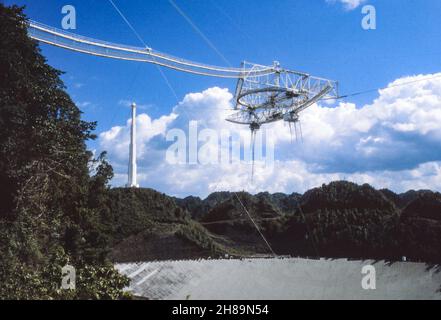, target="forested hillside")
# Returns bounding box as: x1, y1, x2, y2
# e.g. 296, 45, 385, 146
105, 188, 232, 262
0, 5, 128, 299
109, 182, 441, 264
1, 4, 440, 300
171, 181, 441, 263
